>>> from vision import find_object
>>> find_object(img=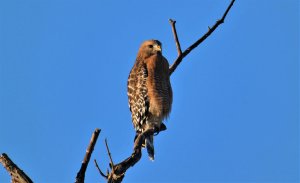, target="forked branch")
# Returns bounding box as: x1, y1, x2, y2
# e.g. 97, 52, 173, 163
169, 0, 235, 75
96, 1, 236, 182
95, 128, 154, 183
